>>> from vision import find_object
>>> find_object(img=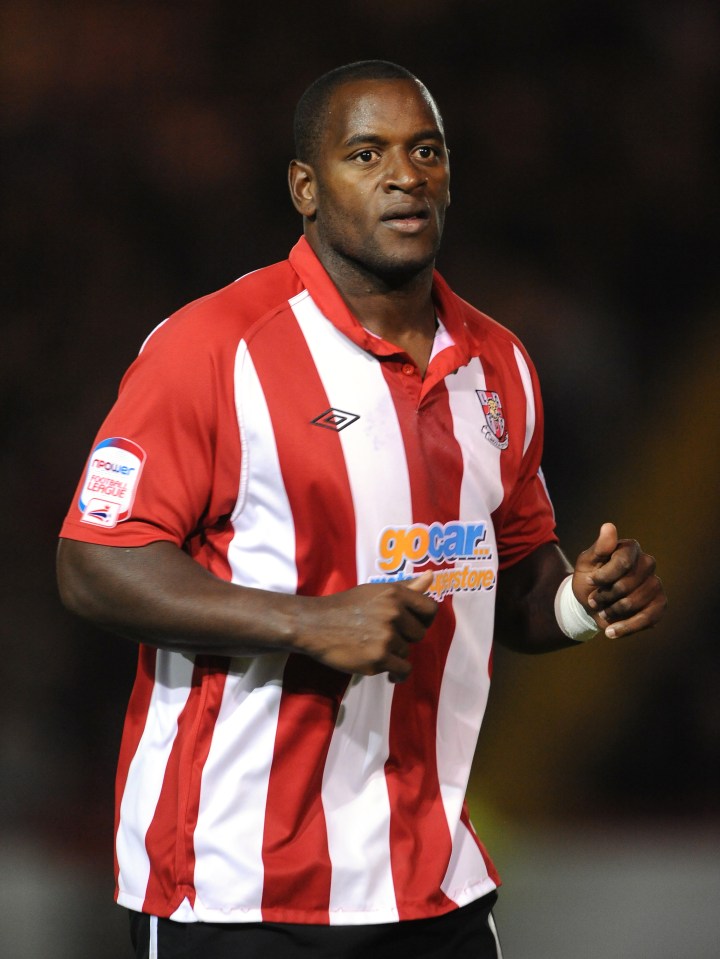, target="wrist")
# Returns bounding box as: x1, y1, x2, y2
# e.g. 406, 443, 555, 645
554, 574, 600, 643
